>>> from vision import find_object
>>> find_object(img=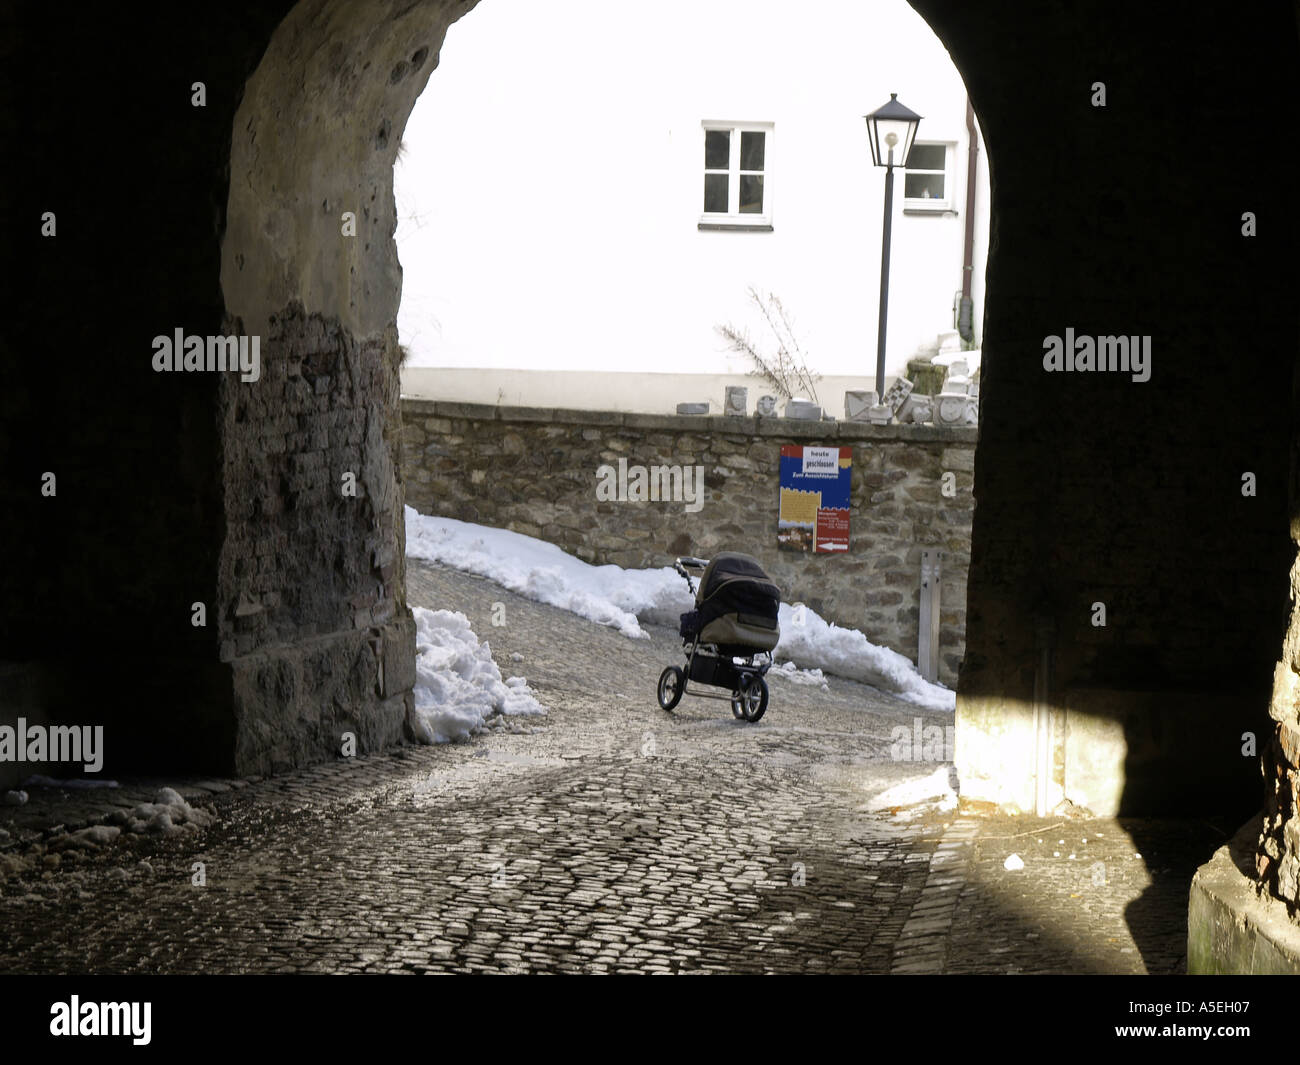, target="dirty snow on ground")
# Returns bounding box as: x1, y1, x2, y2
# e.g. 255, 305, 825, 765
768, 661, 830, 691
410, 607, 546, 744
103, 787, 215, 838
0, 788, 219, 885
405, 506, 954, 710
